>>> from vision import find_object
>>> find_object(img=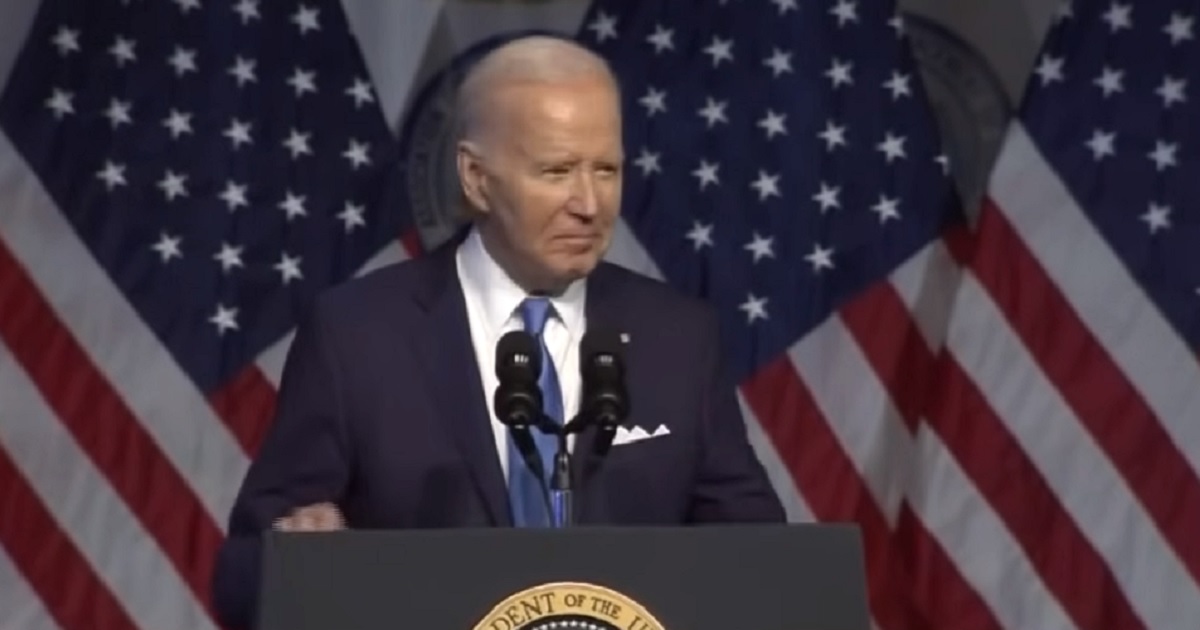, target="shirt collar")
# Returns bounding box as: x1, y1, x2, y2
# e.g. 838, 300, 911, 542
456, 226, 586, 337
